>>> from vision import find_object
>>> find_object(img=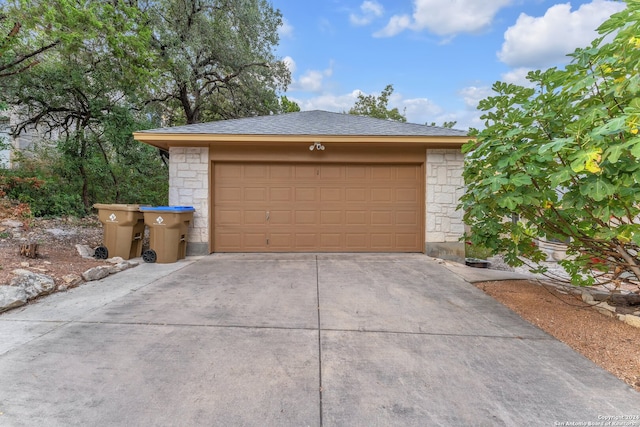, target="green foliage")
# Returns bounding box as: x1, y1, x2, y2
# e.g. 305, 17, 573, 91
348, 84, 407, 122
280, 96, 301, 113
429, 121, 458, 128
1, 0, 288, 219
148, 0, 291, 125
465, 241, 493, 260
460, 0, 640, 286
2, 136, 168, 217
